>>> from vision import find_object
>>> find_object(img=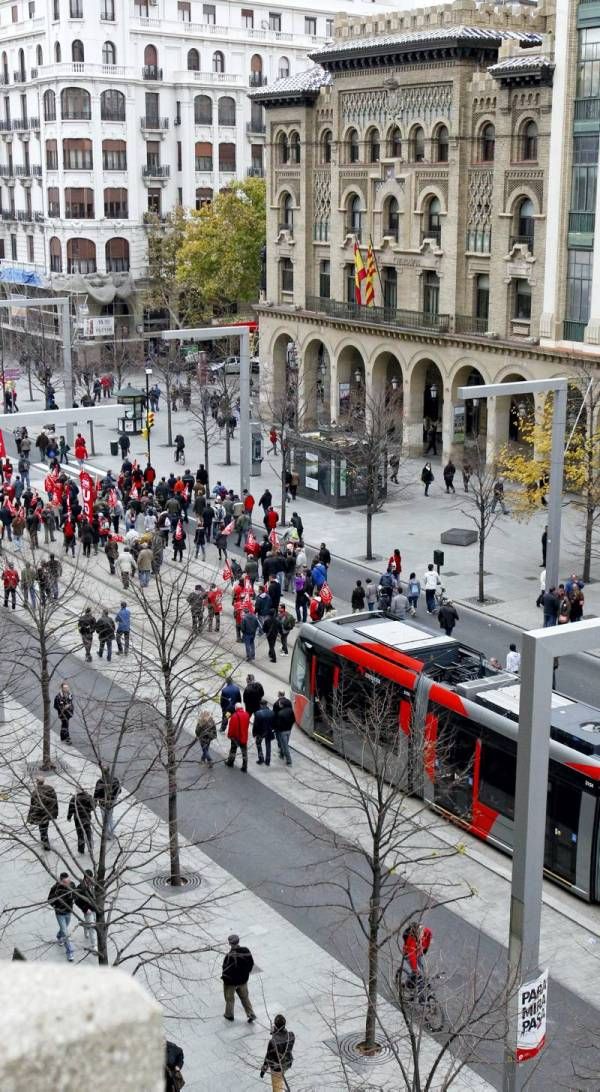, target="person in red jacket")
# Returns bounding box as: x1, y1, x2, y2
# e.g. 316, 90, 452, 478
144, 463, 156, 489
243, 490, 255, 517
387, 548, 402, 575
3, 562, 19, 609
74, 434, 88, 465
206, 584, 223, 633
401, 922, 432, 992
225, 704, 250, 772
264, 507, 279, 533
